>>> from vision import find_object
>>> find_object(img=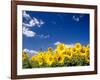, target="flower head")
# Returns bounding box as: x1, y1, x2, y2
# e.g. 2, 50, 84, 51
56, 43, 66, 54
74, 43, 82, 51
45, 54, 54, 65
48, 47, 53, 52
22, 51, 29, 61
